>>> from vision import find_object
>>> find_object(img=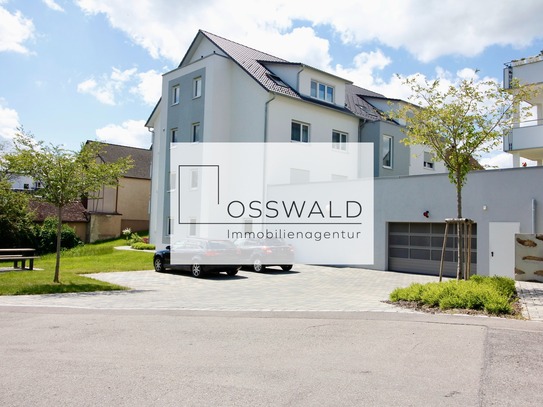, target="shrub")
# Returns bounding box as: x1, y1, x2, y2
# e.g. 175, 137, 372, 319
36, 217, 82, 254
128, 232, 143, 245
389, 276, 517, 316
130, 242, 155, 250
0, 178, 36, 248
420, 282, 453, 307
390, 283, 425, 302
